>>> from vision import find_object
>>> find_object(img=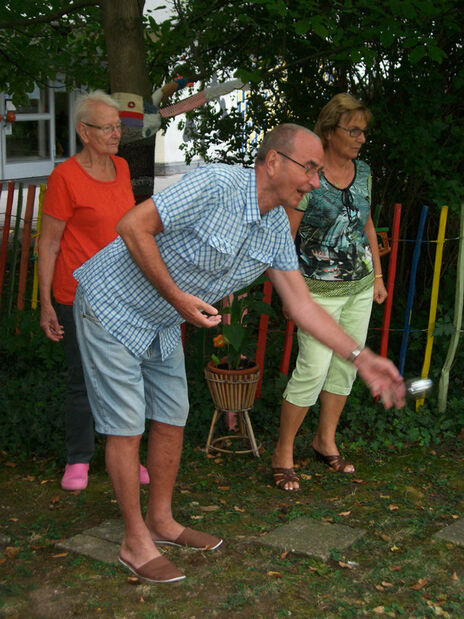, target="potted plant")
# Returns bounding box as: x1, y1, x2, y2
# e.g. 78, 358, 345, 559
204, 277, 272, 455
